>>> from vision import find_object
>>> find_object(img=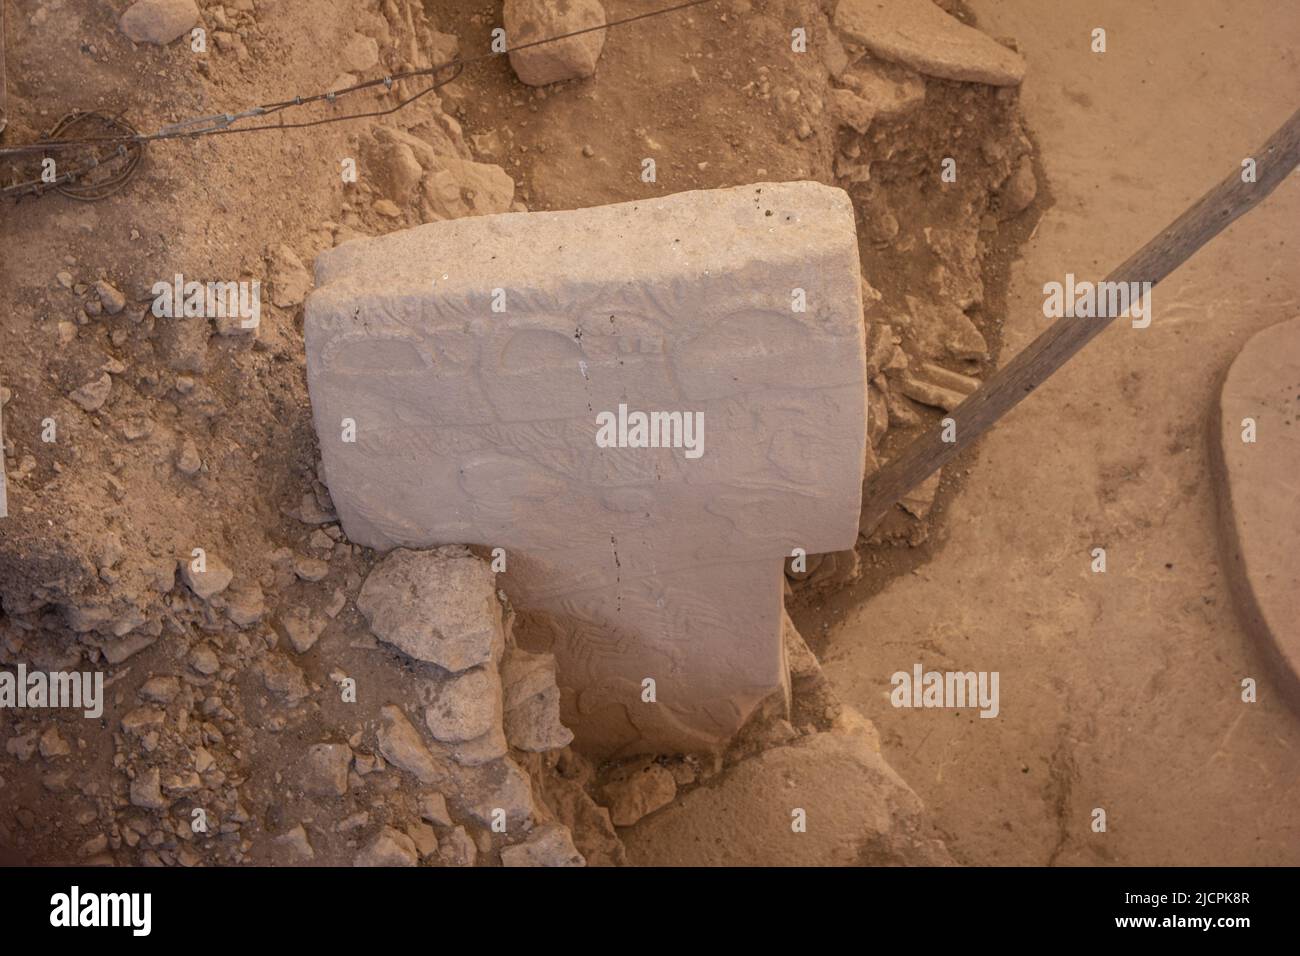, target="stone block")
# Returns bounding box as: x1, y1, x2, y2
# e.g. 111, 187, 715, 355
306, 182, 866, 755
